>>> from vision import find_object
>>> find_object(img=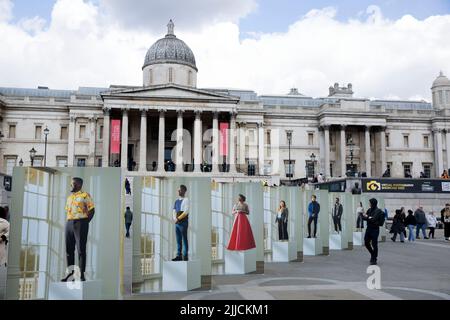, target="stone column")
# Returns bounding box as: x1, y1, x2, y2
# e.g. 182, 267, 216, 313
340, 125, 346, 177
324, 126, 330, 178
229, 112, 237, 173
212, 112, 219, 173
88, 116, 97, 166
380, 127, 386, 176
139, 109, 147, 172
446, 130, 450, 172
121, 109, 129, 170
258, 122, 265, 175
175, 110, 184, 172
365, 126, 371, 177
193, 111, 202, 173
102, 108, 110, 167
67, 115, 76, 167
434, 128, 444, 177
157, 109, 165, 172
